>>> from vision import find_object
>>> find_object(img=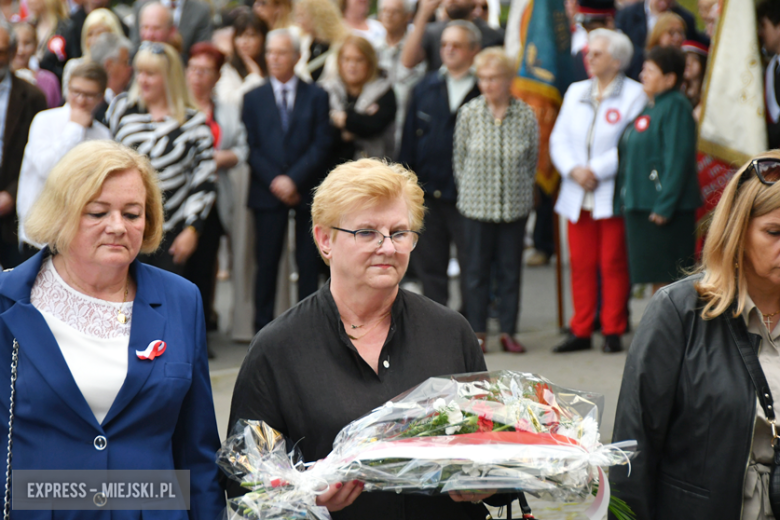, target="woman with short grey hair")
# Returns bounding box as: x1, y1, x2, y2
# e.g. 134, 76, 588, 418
549, 28, 647, 354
